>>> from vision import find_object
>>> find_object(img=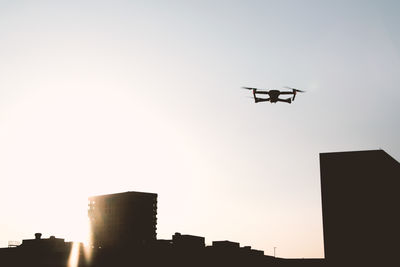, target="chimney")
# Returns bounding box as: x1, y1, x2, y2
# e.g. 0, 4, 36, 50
34, 233, 42, 240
